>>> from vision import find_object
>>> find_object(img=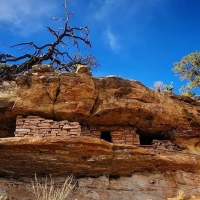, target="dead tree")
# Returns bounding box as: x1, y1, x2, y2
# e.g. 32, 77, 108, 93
0, 1, 98, 83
